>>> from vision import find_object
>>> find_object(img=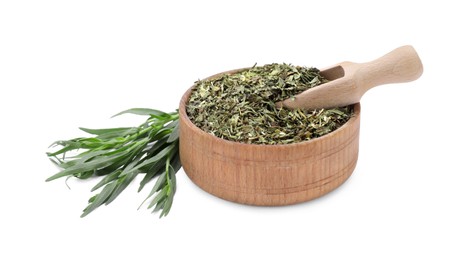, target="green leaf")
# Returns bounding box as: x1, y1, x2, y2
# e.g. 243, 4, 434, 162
138, 171, 167, 209
91, 170, 122, 192
161, 165, 177, 217
105, 160, 142, 205
153, 200, 166, 214
150, 128, 173, 141
48, 157, 60, 166
154, 170, 169, 192
81, 181, 118, 217
148, 186, 167, 209
112, 108, 167, 118
144, 136, 169, 156
138, 160, 166, 192
45, 147, 134, 182
79, 127, 139, 140
79, 127, 135, 135
139, 153, 180, 193
92, 144, 144, 176
165, 120, 179, 129
128, 144, 175, 175
75, 171, 94, 179
88, 194, 97, 203
150, 113, 172, 121
170, 153, 182, 174
57, 150, 110, 169
169, 163, 177, 191
161, 194, 174, 217
104, 172, 138, 206
137, 145, 178, 192
166, 120, 179, 143
46, 142, 82, 157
